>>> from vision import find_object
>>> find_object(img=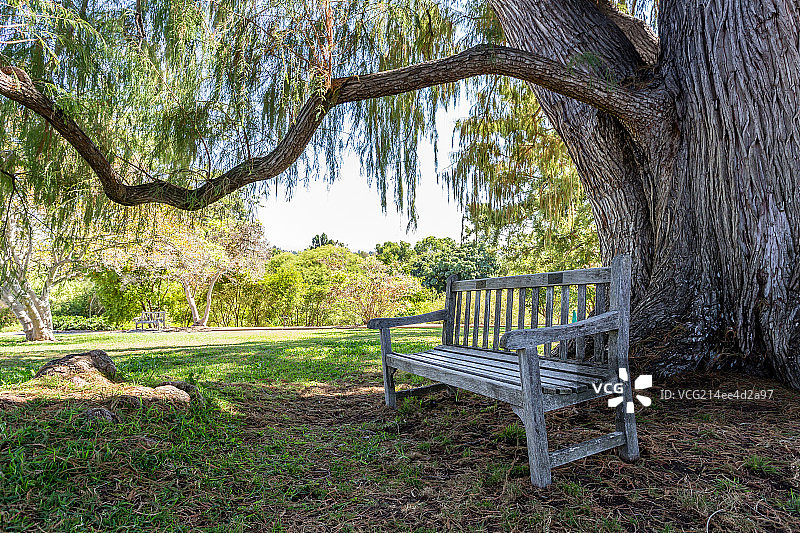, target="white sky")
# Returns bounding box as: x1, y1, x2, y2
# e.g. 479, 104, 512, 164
257, 108, 467, 252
